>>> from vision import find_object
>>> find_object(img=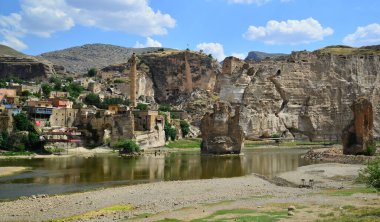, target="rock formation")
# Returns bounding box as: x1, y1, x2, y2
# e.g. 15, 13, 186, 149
0, 56, 55, 80
342, 97, 375, 155
216, 46, 380, 140
130, 53, 137, 108
200, 102, 244, 154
